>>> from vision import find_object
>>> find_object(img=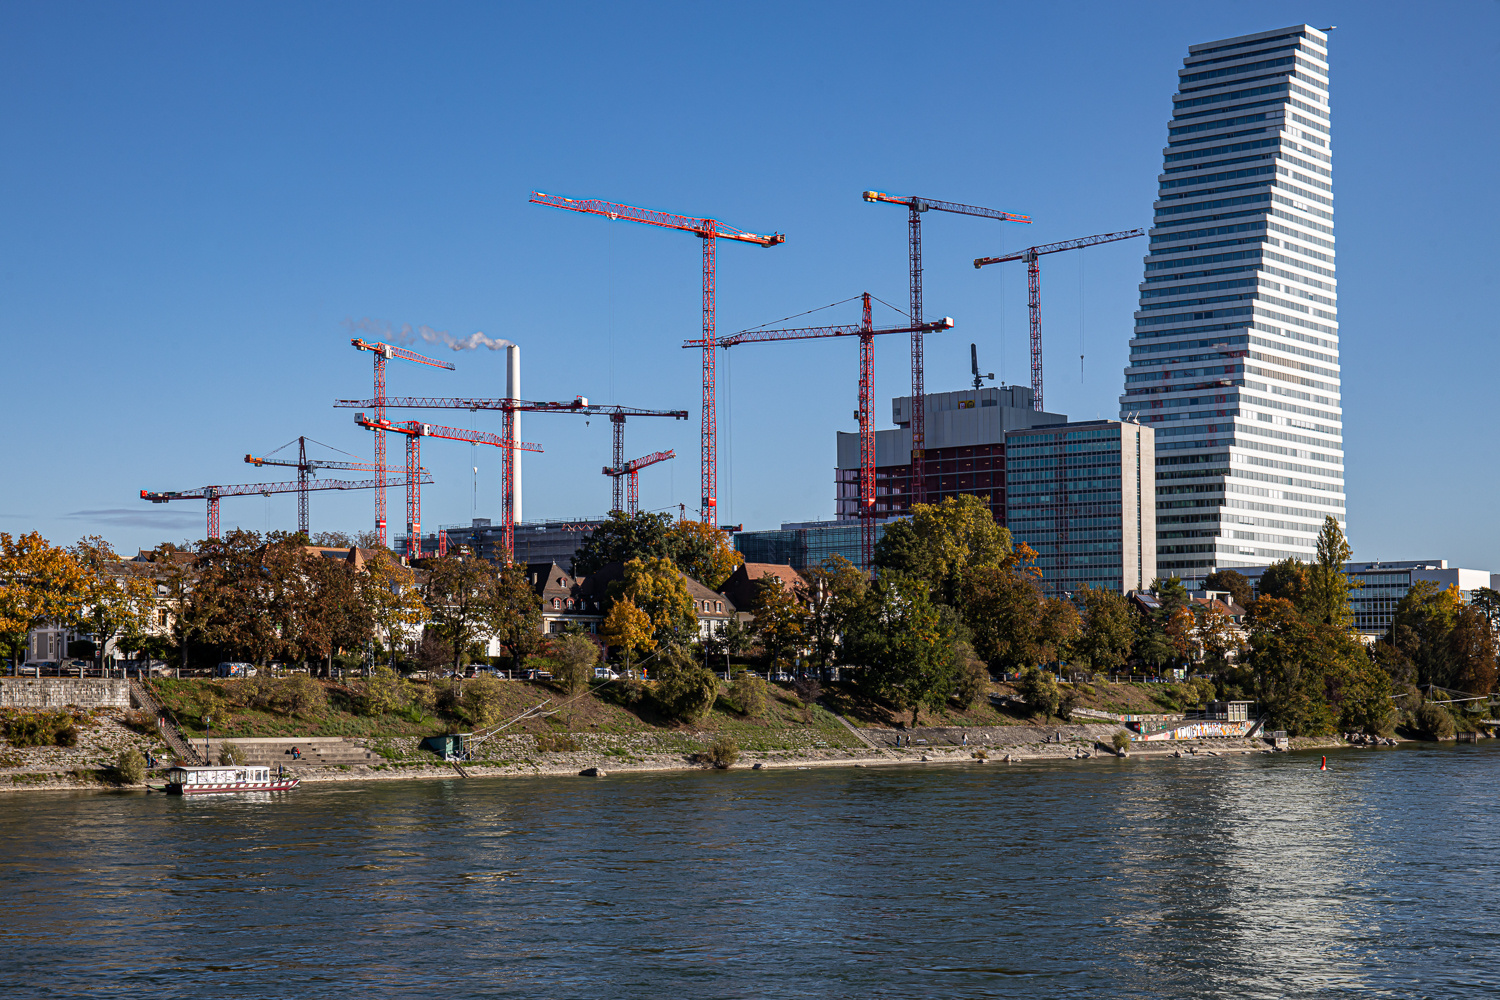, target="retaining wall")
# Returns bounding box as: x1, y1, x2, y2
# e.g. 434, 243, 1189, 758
0, 677, 131, 710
